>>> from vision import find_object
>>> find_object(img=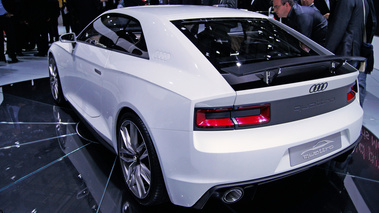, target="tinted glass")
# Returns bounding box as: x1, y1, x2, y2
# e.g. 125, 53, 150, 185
172, 18, 314, 70
77, 14, 148, 59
